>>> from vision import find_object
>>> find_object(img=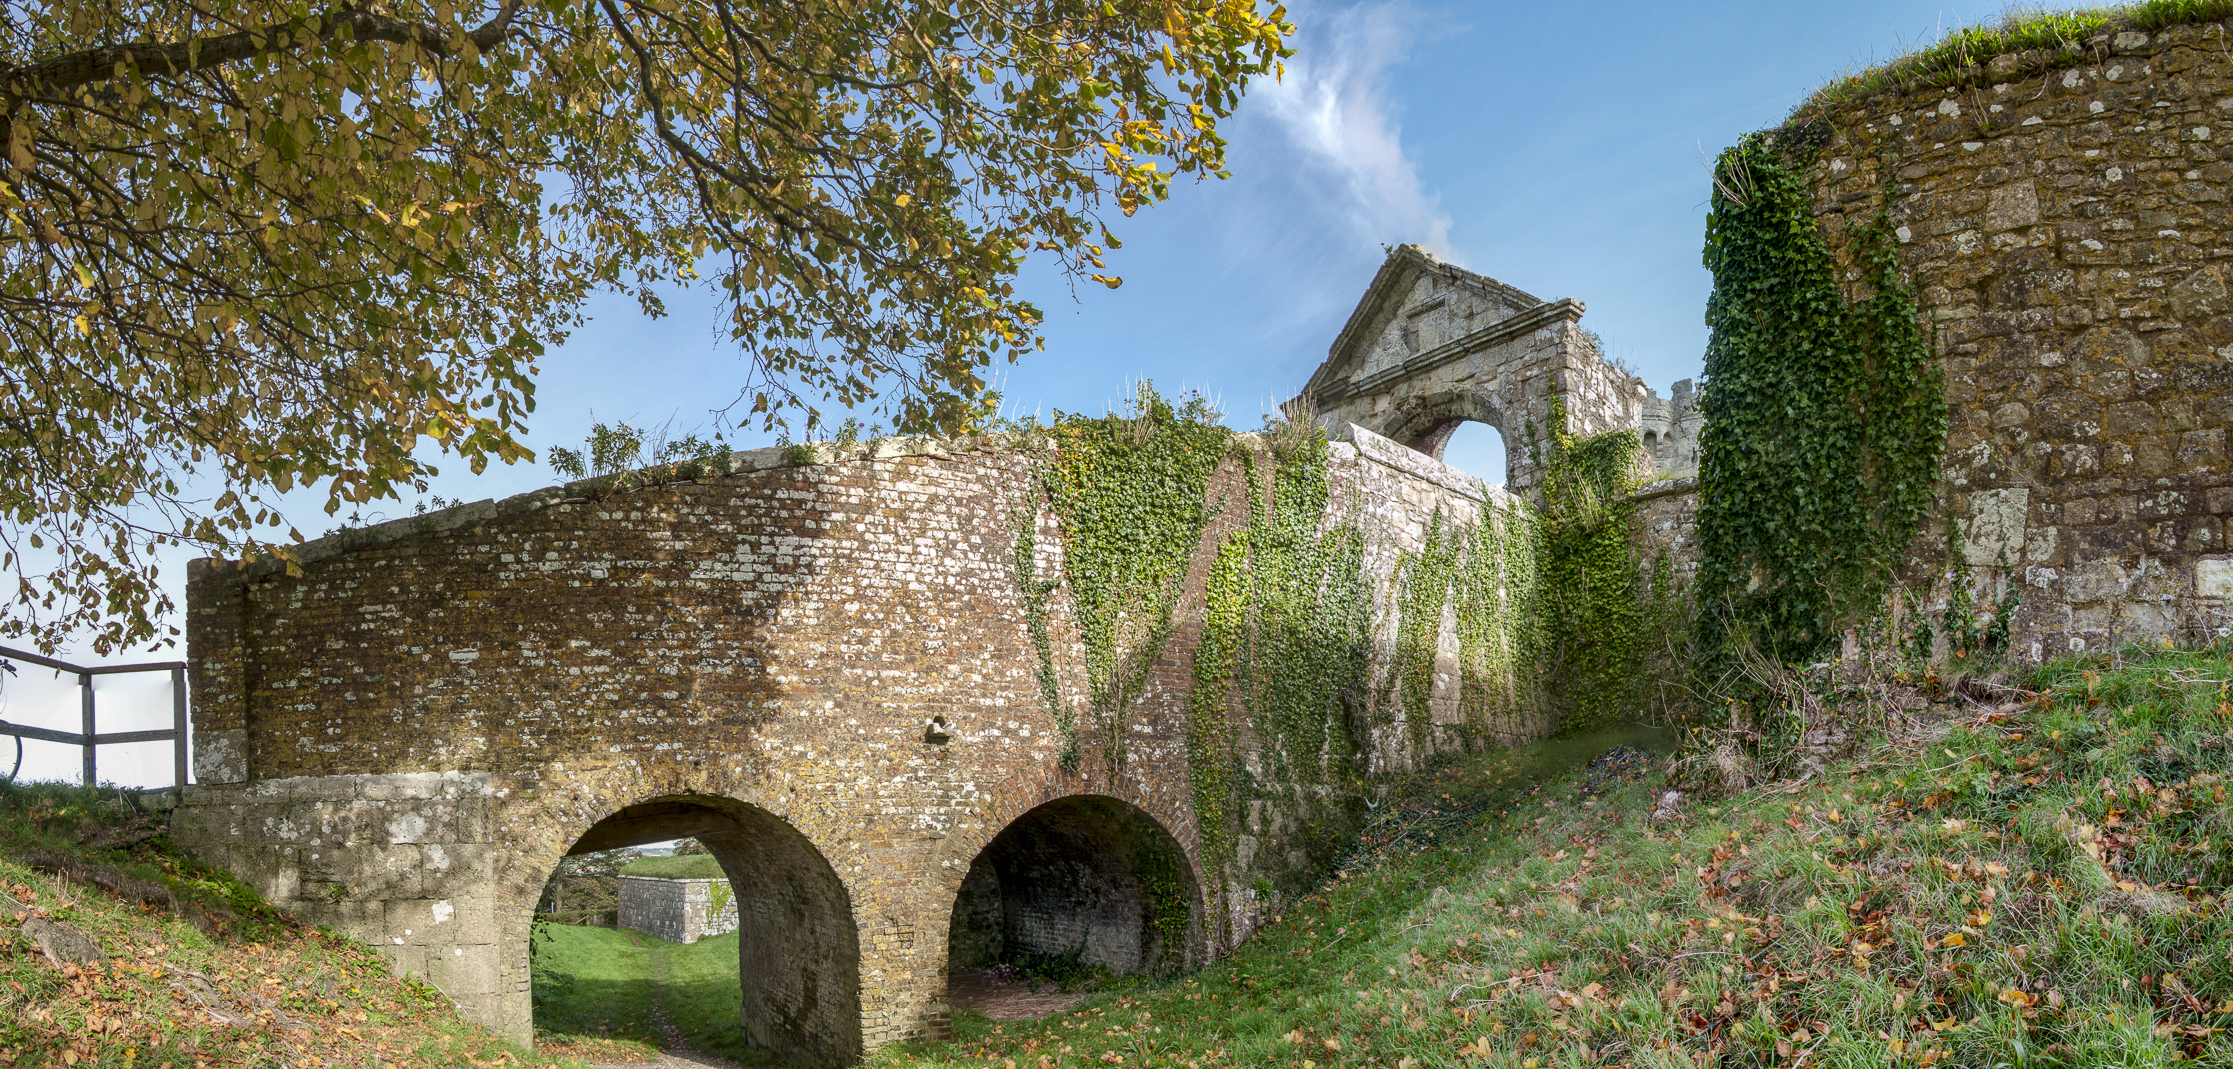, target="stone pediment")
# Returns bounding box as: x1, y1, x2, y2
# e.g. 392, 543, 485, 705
1285, 244, 1622, 493
1297, 244, 1554, 404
